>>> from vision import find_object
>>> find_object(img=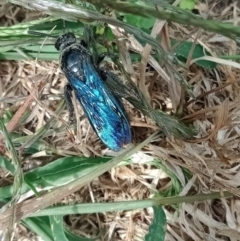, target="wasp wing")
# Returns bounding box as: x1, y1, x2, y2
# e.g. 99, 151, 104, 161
62, 48, 131, 151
